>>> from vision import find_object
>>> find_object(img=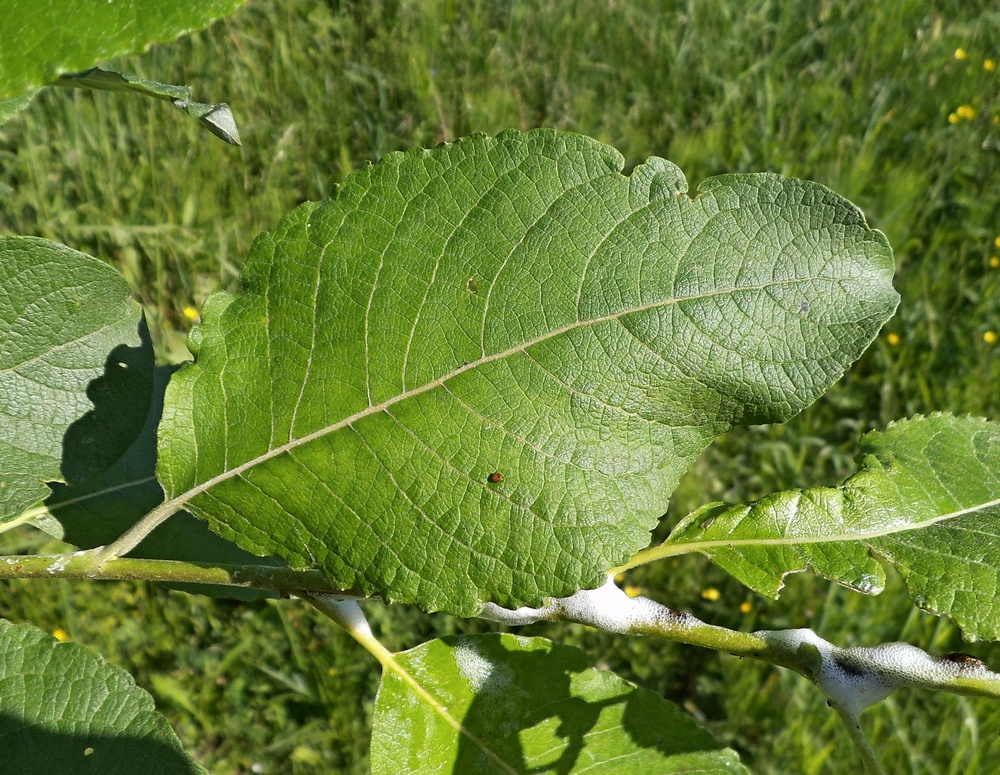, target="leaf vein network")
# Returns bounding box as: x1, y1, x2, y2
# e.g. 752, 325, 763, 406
401, 152, 516, 392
